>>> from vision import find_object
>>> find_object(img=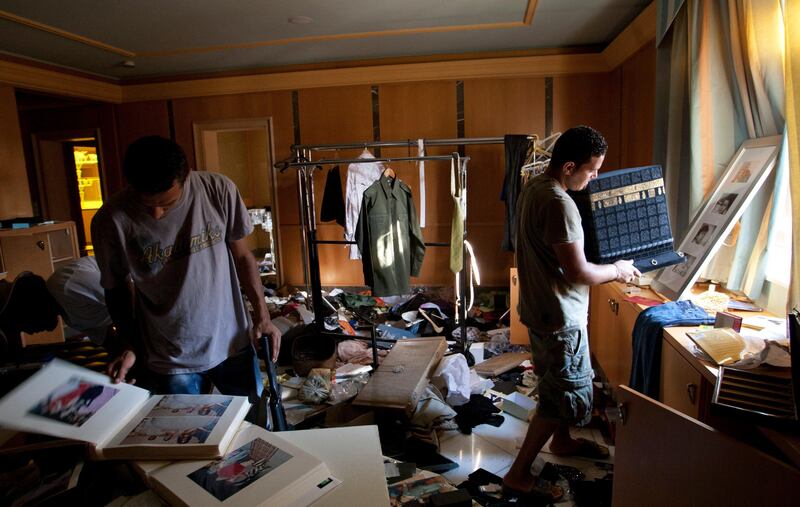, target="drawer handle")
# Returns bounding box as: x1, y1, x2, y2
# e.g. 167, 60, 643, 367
686, 383, 697, 405
36, 240, 46, 251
